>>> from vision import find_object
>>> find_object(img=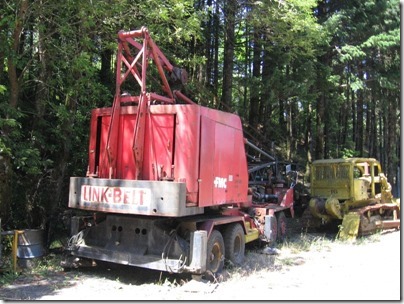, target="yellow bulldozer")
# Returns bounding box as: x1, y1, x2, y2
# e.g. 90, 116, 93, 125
302, 158, 400, 240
